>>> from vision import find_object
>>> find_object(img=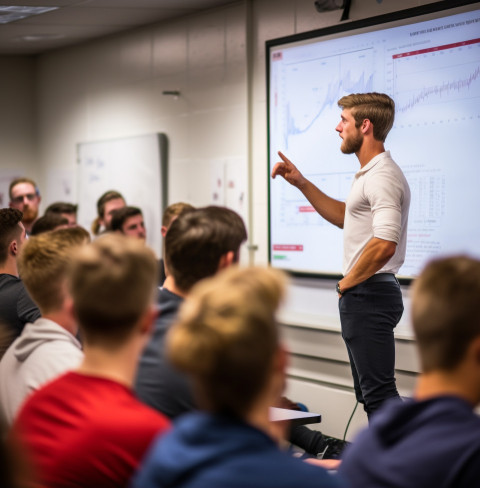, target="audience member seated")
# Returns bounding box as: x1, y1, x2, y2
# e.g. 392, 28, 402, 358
1, 410, 34, 488
11, 234, 171, 488
9, 178, 41, 235
158, 202, 195, 285
91, 190, 126, 236
339, 255, 480, 488
132, 267, 342, 488
111, 206, 146, 241
0, 228, 88, 425
0, 209, 41, 357
135, 206, 247, 418
45, 202, 78, 227
30, 213, 69, 235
